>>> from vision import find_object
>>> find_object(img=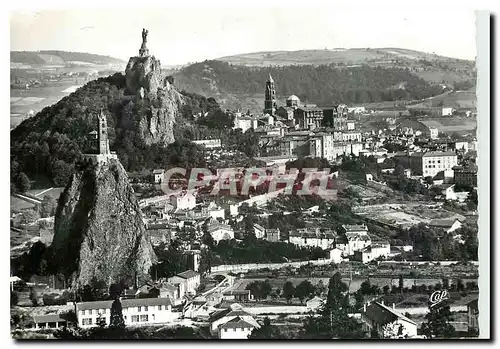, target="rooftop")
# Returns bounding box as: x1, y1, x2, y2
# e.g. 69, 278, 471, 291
422, 151, 457, 157
364, 302, 417, 326
219, 316, 256, 330
76, 297, 172, 312
177, 270, 199, 279
33, 314, 67, 324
